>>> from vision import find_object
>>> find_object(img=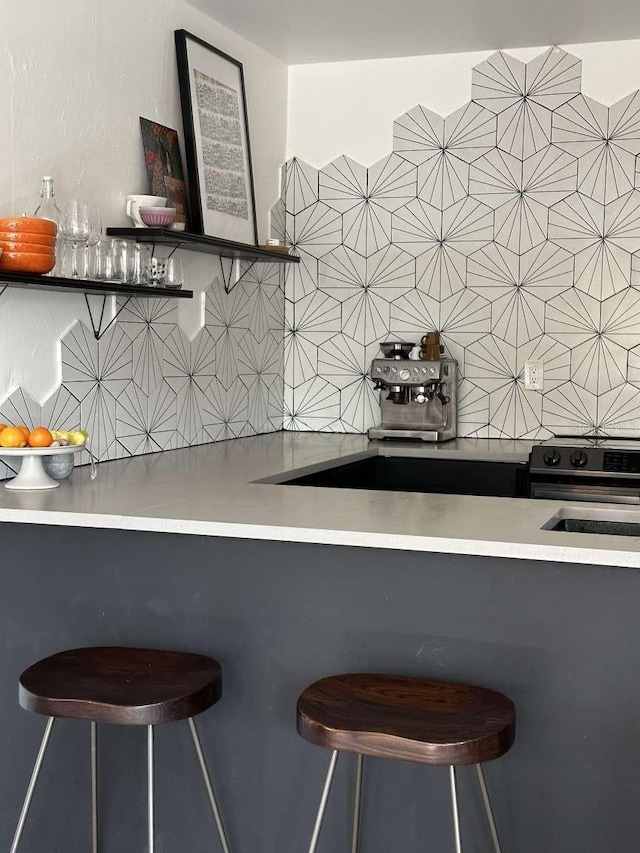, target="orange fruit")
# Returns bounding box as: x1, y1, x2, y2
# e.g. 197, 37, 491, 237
16, 425, 30, 440
0, 423, 7, 433
0, 426, 27, 448
28, 427, 53, 448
